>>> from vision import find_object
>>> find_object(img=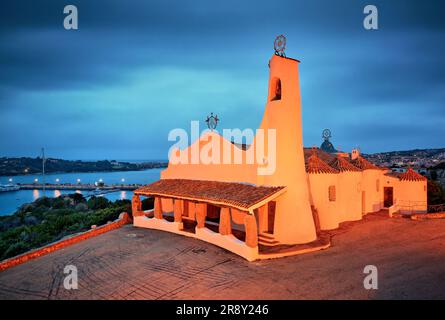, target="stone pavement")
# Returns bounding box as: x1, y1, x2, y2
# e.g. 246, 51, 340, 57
1, 216, 445, 299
